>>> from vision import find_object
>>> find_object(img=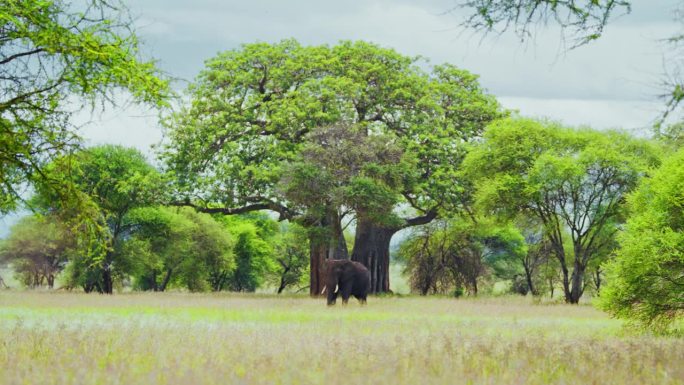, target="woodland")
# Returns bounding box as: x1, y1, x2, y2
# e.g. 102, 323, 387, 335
1, 0, 683, 335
